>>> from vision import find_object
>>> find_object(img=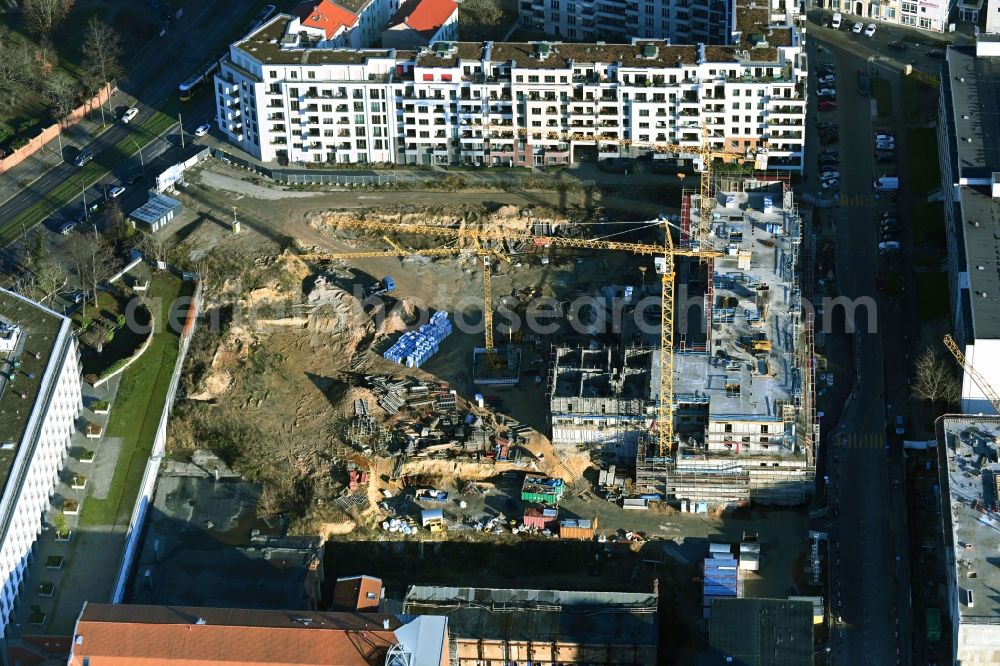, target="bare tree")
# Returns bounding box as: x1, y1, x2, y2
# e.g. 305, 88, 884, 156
913, 346, 961, 405
68, 231, 113, 318
21, 227, 47, 270
0, 28, 38, 108
140, 230, 175, 265
34, 257, 67, 302
80, 17, 122, 124
22, 0, 76, 39
43, 70, 79, 122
